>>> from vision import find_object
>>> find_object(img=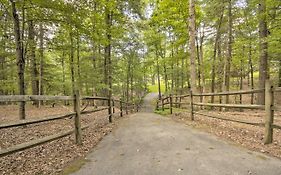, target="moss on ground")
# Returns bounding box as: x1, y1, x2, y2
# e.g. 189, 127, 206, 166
61, 158, 91, 175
